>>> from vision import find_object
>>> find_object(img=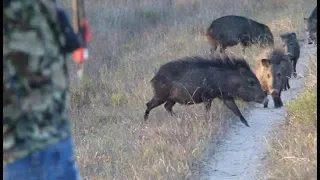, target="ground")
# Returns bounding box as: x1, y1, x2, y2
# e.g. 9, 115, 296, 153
56, 0, 317, 179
